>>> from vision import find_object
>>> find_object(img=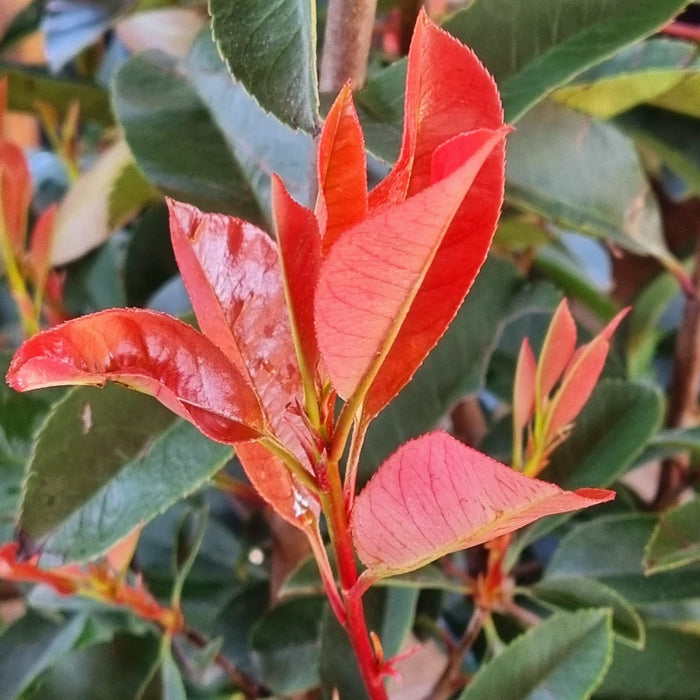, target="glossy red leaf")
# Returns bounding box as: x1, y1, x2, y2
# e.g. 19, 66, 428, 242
316, 127, 508, 406
316, 82, 368, 252
351, 431, 614, 578
548, 308, 629, 436
273, 175, 322, 376
537, 299, 577, 399
168, 199, 319, 527
6, 308, 264, 444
